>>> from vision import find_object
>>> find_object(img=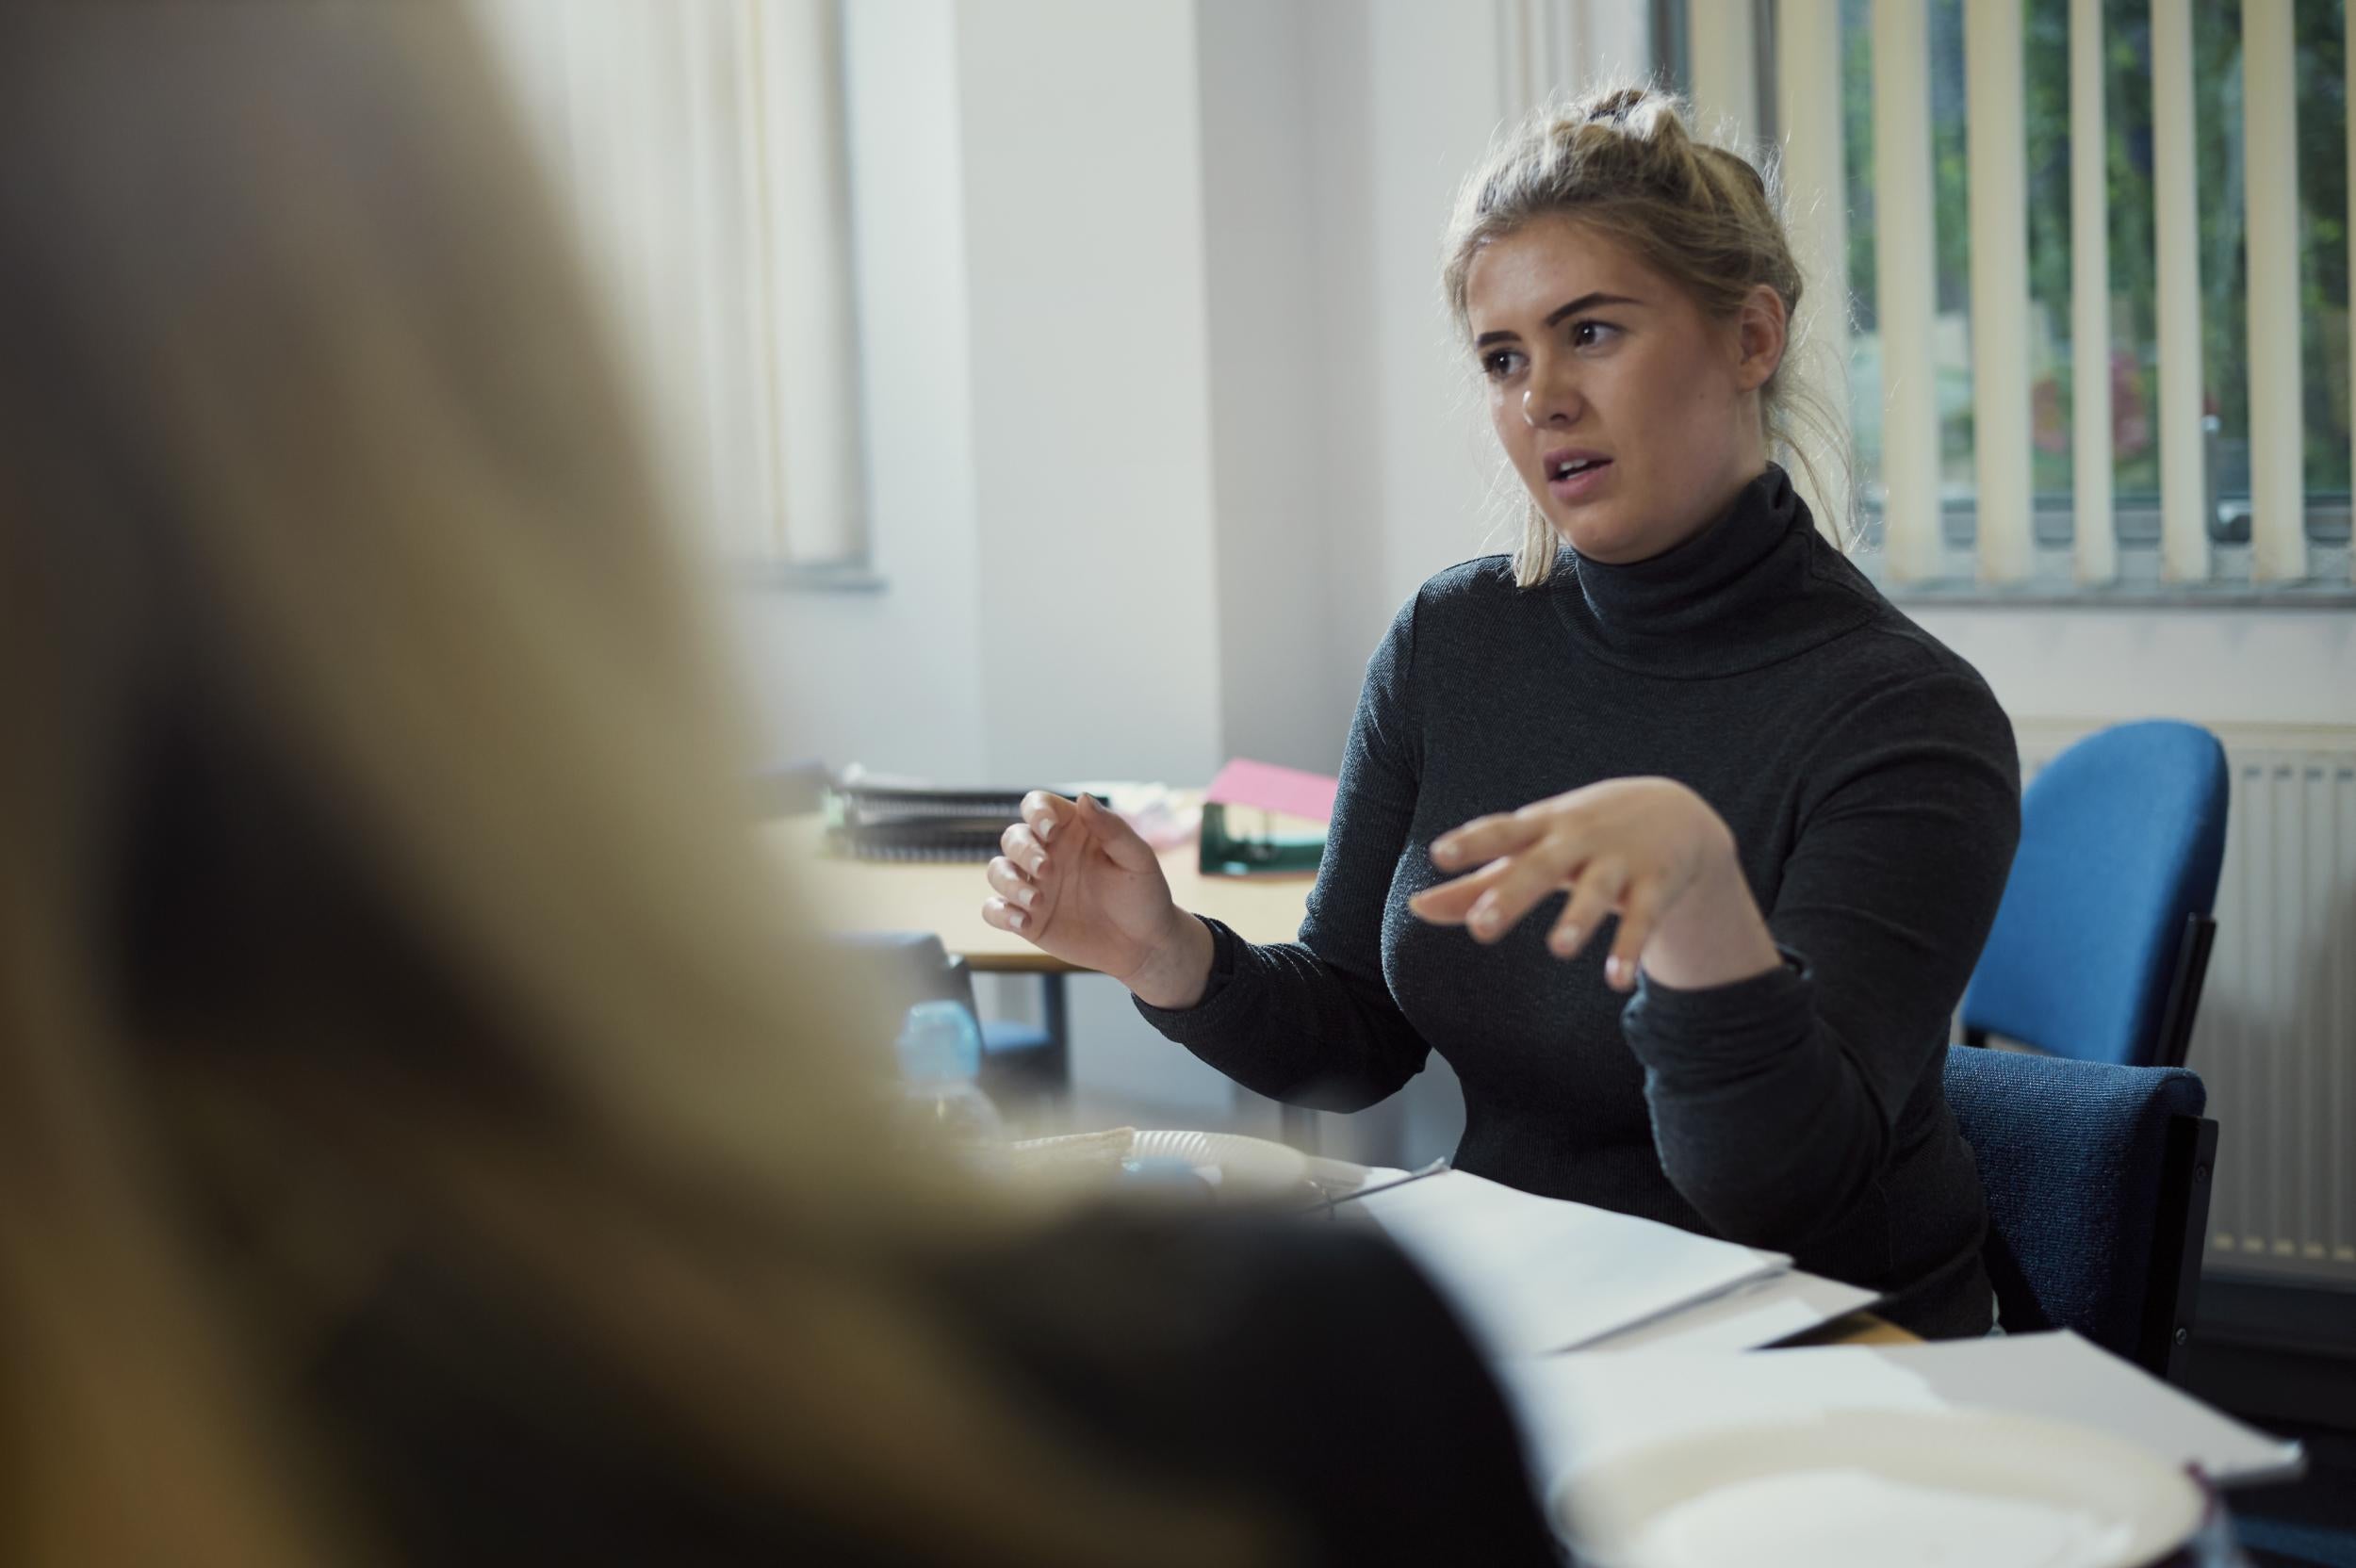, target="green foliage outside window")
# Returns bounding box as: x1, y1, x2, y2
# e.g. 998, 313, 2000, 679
1835, 0, 2349, 518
